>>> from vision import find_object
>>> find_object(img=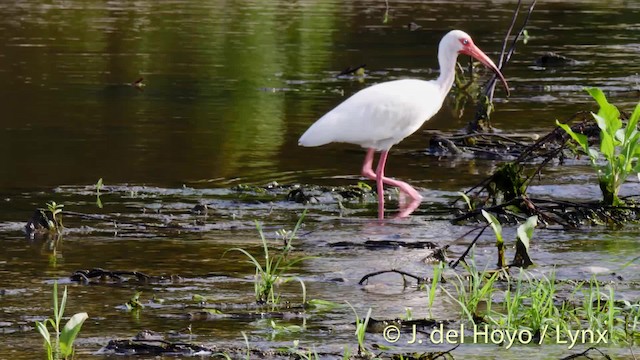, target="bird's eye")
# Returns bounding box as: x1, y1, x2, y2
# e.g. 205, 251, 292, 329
462, 39, 469, 45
